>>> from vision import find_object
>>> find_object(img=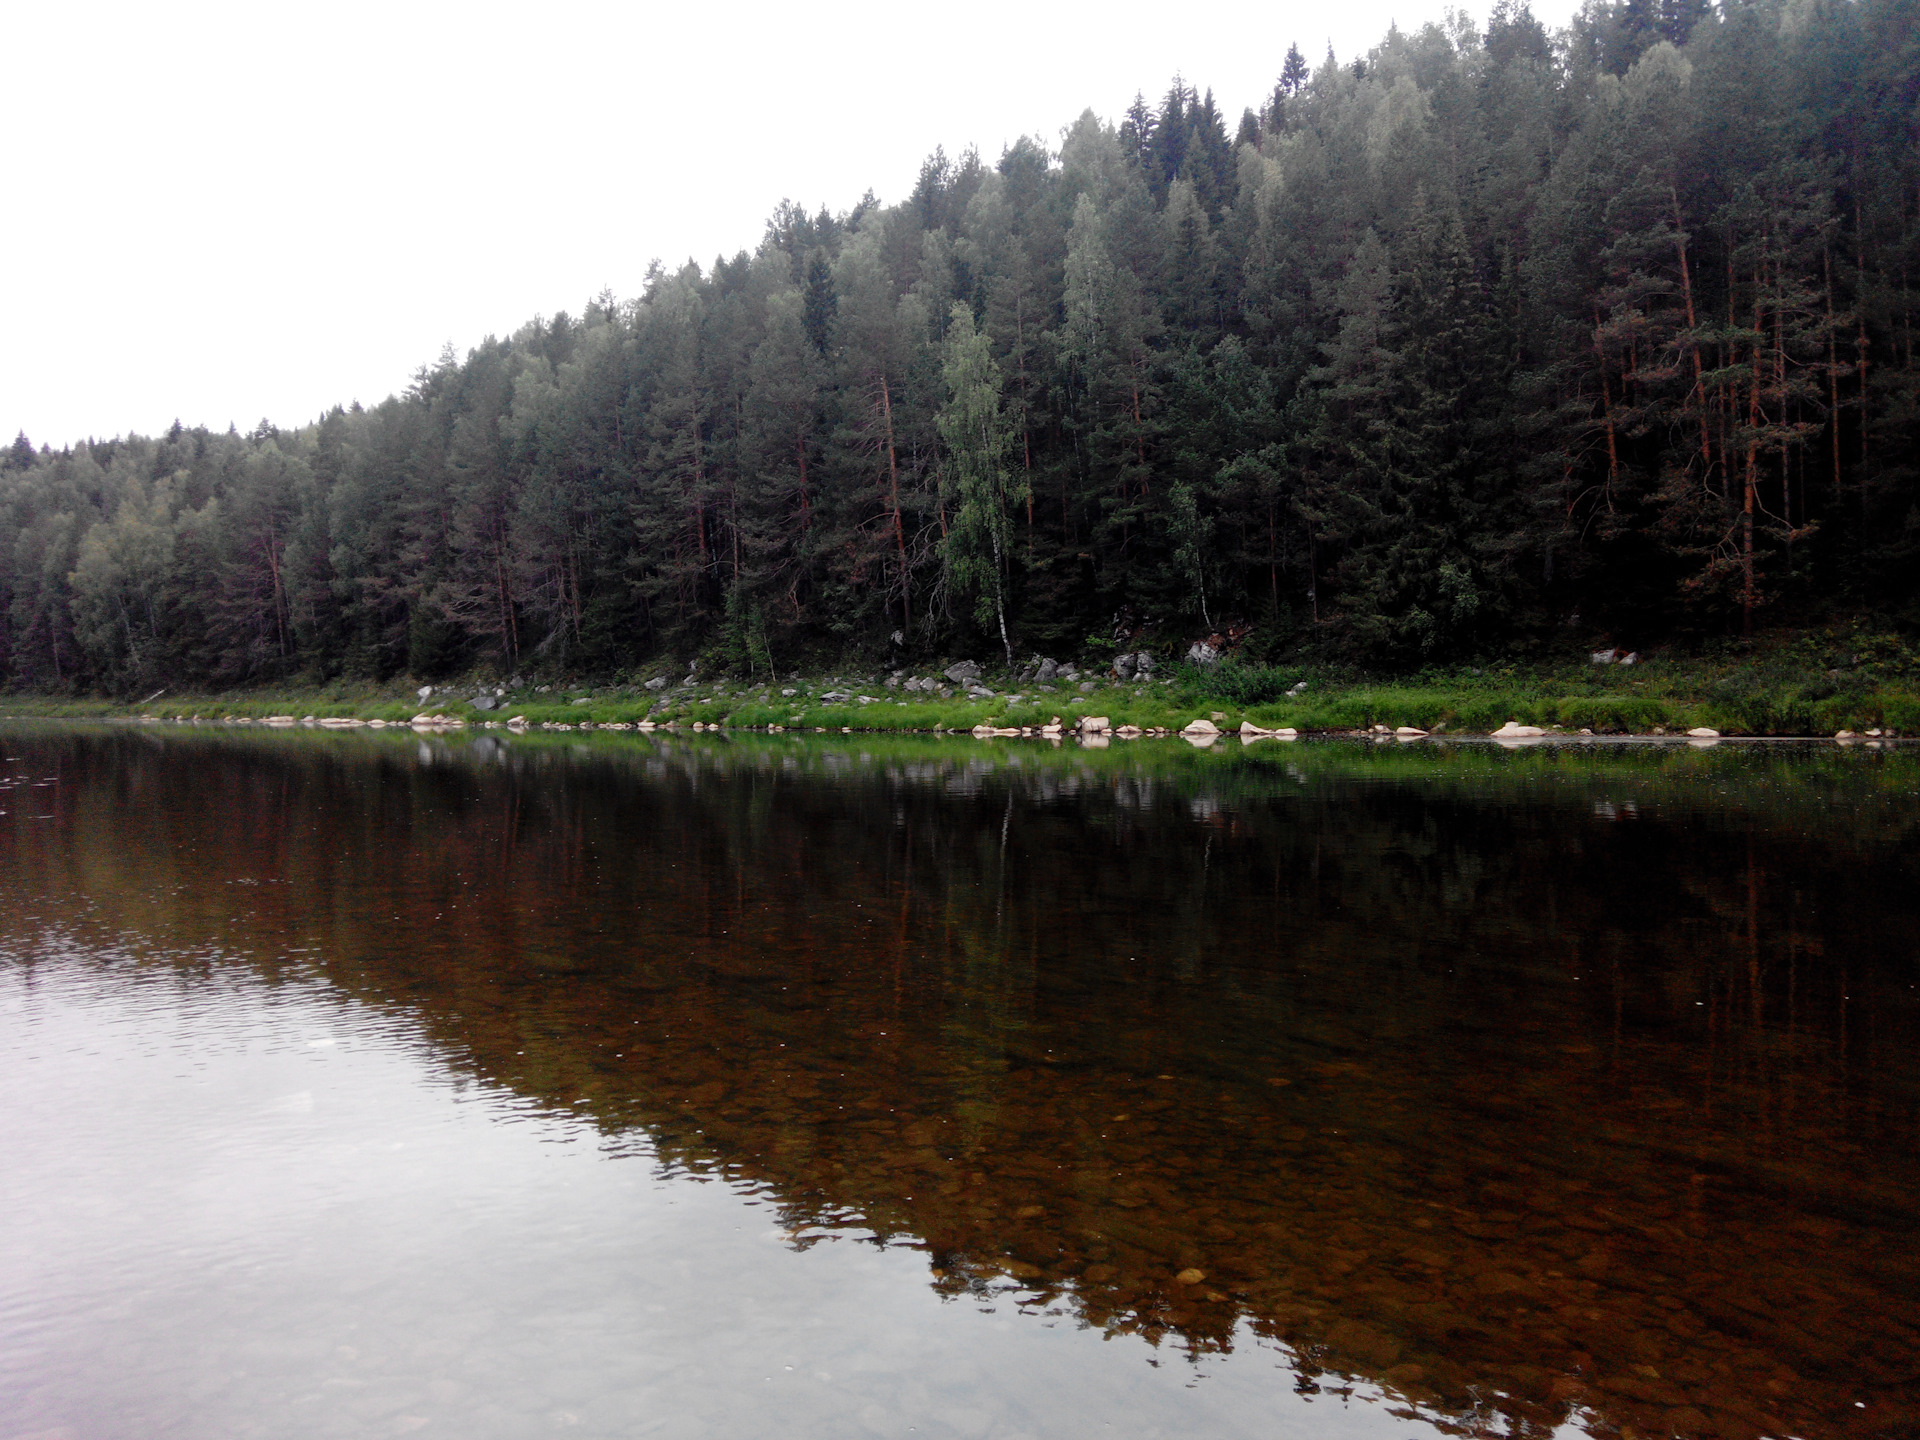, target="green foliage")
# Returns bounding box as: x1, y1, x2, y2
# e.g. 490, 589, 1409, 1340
4, 0, 1918, 696
937, 306, 1025, 661
1184, 659, 1308, 706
